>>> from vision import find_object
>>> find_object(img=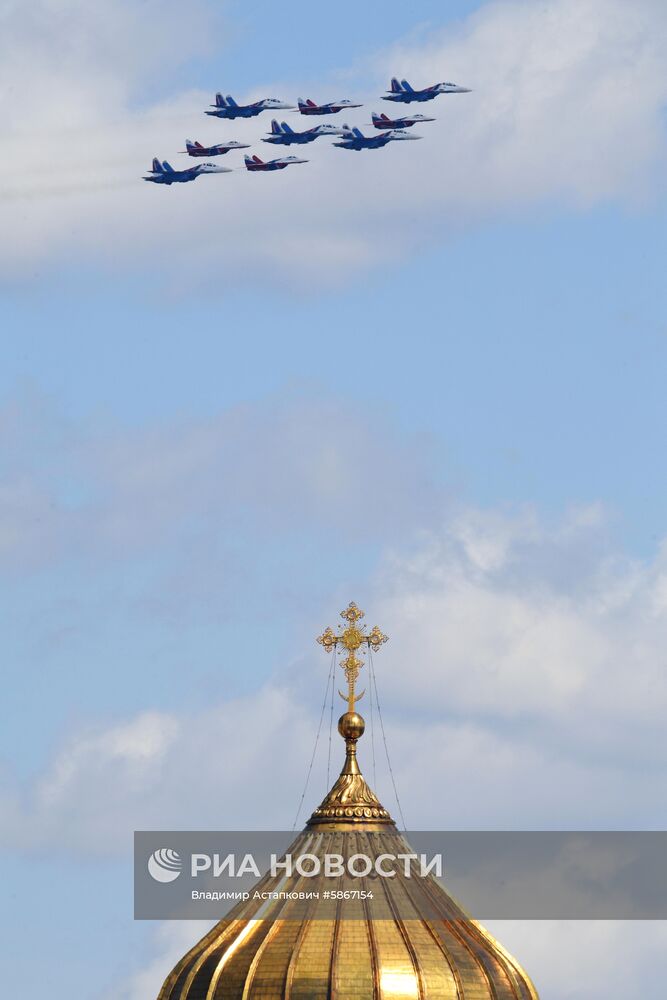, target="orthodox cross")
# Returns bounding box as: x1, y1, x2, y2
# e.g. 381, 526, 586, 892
317, 602, 388, 712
